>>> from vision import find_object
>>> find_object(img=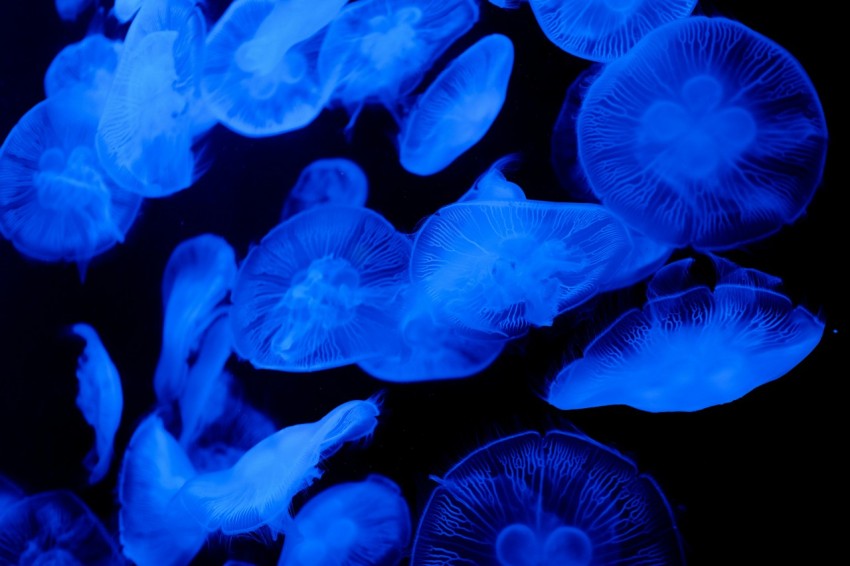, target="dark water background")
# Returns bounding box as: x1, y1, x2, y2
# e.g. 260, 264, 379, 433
0, 1, 843, 564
